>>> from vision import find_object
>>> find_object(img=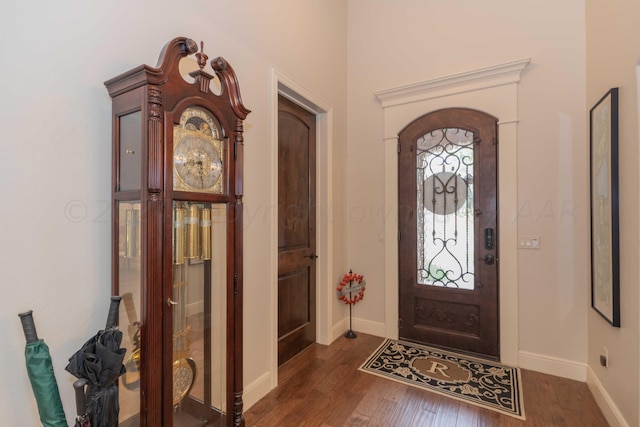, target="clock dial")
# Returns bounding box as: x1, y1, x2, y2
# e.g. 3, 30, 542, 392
173, 107, 223, 193
174, 135, 222, 190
